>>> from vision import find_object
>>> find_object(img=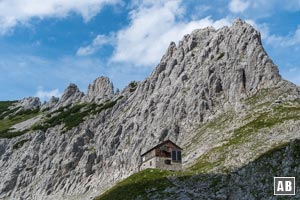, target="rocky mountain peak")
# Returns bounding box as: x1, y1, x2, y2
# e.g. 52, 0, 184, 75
41, 96, 59, 110
56, 83, 84, 108
232, 18, 247, 26
85, 76, 114, 103
146, 19, 281, 107
15, 97, 41, 110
